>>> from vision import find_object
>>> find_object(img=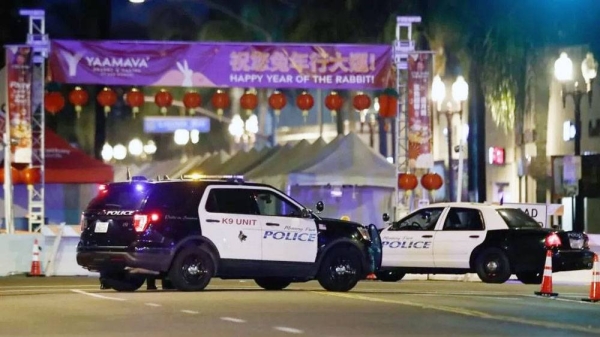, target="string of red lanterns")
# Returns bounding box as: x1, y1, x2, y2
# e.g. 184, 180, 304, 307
45, 87, 405, 122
